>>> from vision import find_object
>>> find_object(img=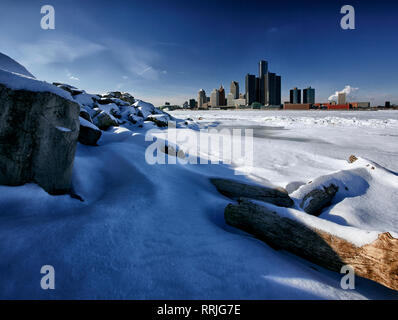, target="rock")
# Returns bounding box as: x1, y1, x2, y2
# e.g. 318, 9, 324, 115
146, 114, 169, 127
0, 84, 80, 195
96, 98, 115, 105
102, 92, 135, 104
120, 92, 135, 104
102, 91, 123, 99
210, 178, 294, 207
78, 117, 102, 146
300, 184, 339, 216
52, 83, 83, 96
93, 111, 119, 130
349, 155, 358, 163
80, 108, 92, 122
128, 113, 143, 125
